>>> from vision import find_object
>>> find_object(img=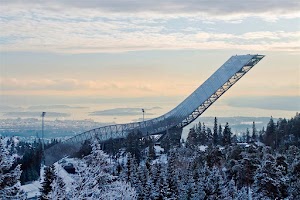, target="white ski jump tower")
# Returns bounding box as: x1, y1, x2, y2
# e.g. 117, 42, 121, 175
45, 54, 264, 165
